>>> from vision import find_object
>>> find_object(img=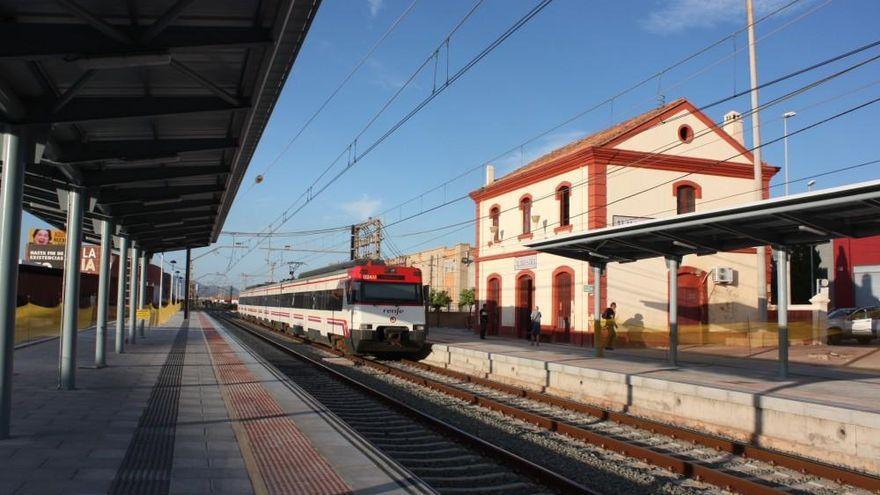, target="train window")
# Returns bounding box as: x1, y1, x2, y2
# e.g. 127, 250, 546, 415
329, 289, 343, 311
